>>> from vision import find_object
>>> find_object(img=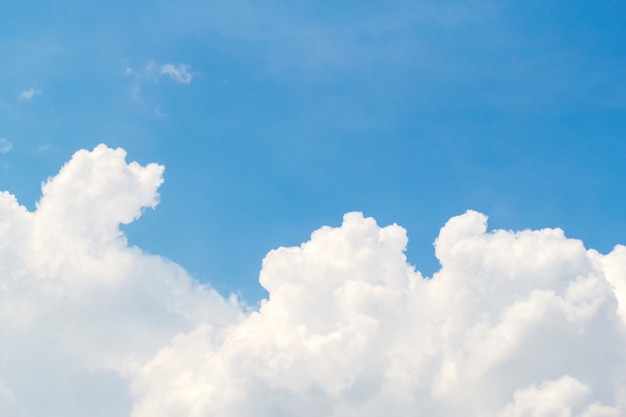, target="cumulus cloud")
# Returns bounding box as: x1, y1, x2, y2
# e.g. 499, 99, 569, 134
0, 144, 624, 416
0, 145, 240, 416
0, 138, 12, 153
20, 88, 41, 100
160, 63, 193, 84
